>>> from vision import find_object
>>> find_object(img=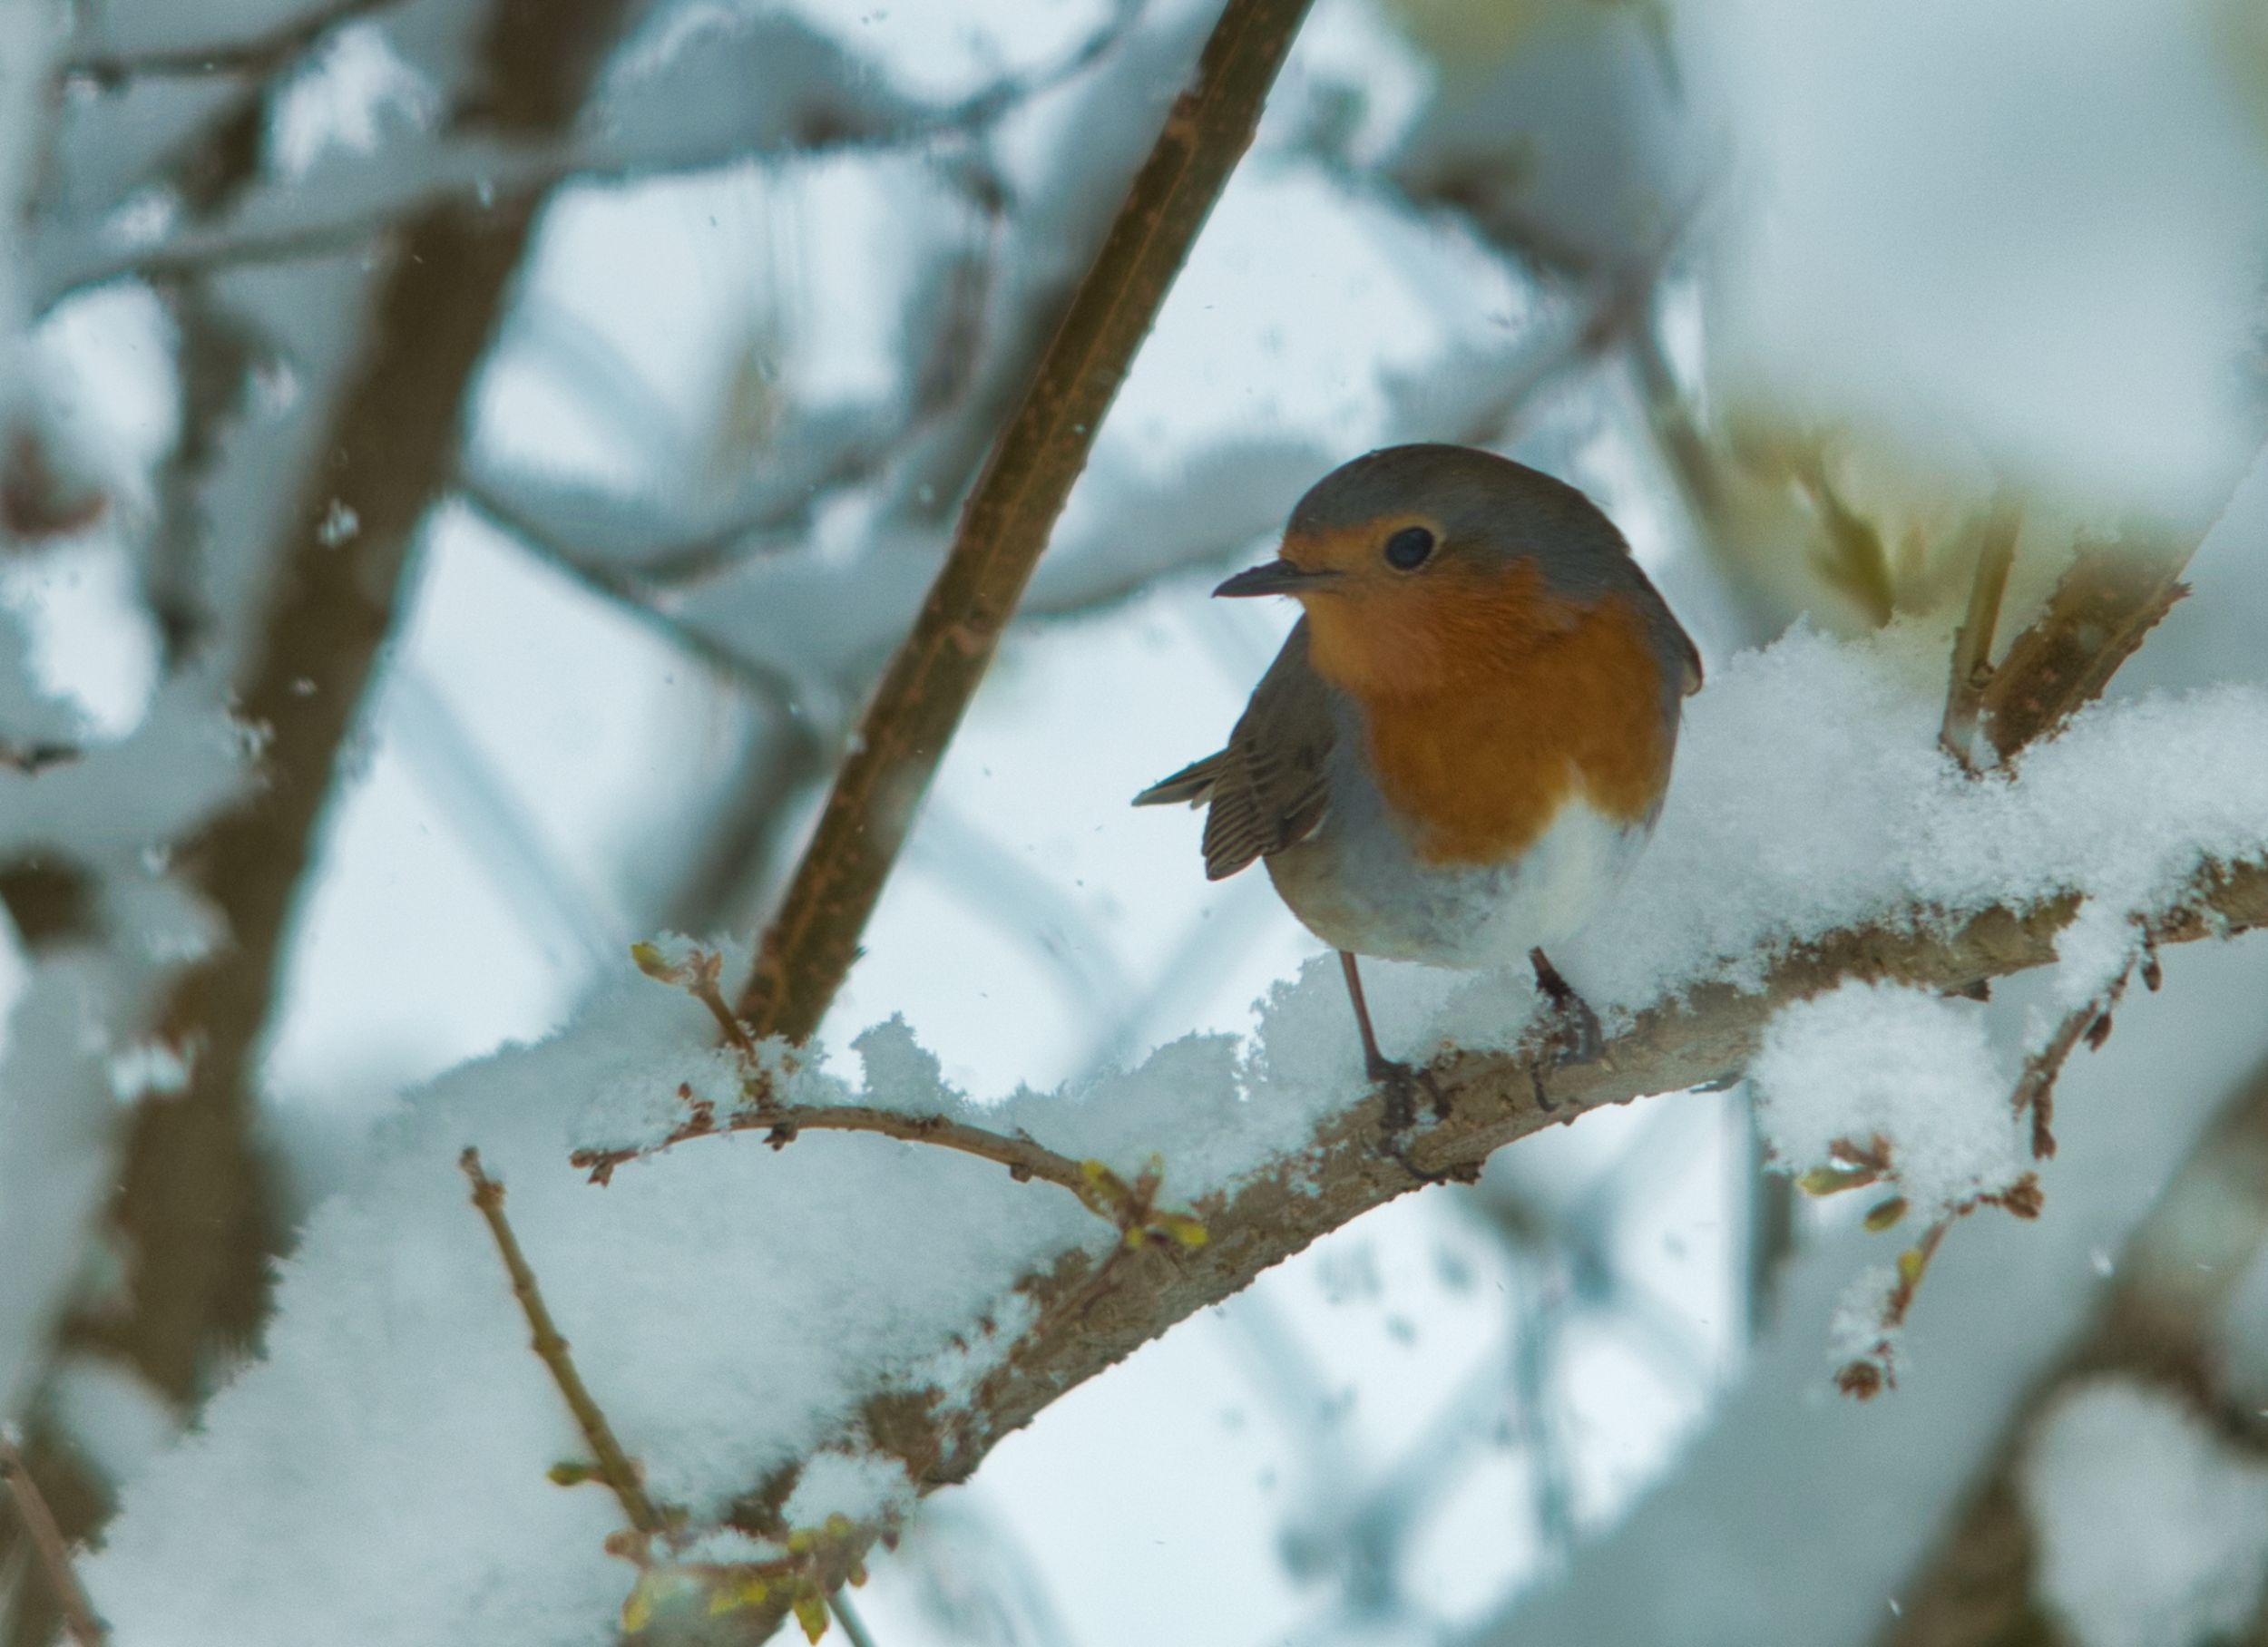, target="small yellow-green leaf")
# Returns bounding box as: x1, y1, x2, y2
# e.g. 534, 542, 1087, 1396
1796, 1166, 1870, 1197
630, 942, 679, 982
548, 1460, 599, 1486
1154, 1213, 1208, 1249
1862, 1196, 1909, 1233
621, 1575, 659, 1634
1897, 1246, 1928, 1287
708, 1575, 768, 1615
792, 1583, 829, 1642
